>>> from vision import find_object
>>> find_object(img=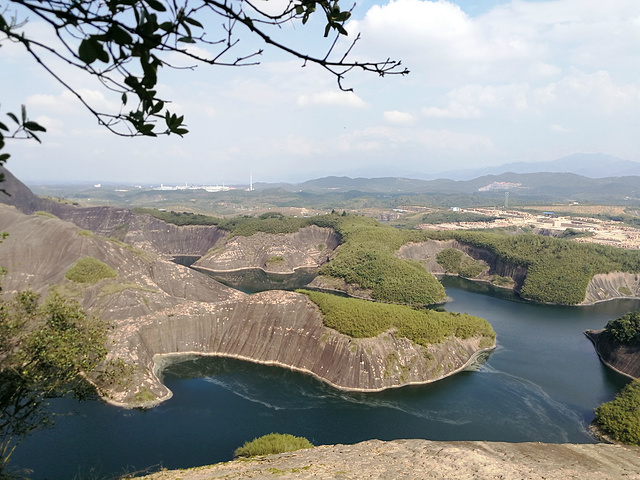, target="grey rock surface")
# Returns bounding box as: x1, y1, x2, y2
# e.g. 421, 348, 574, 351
142, 439, 640, 480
